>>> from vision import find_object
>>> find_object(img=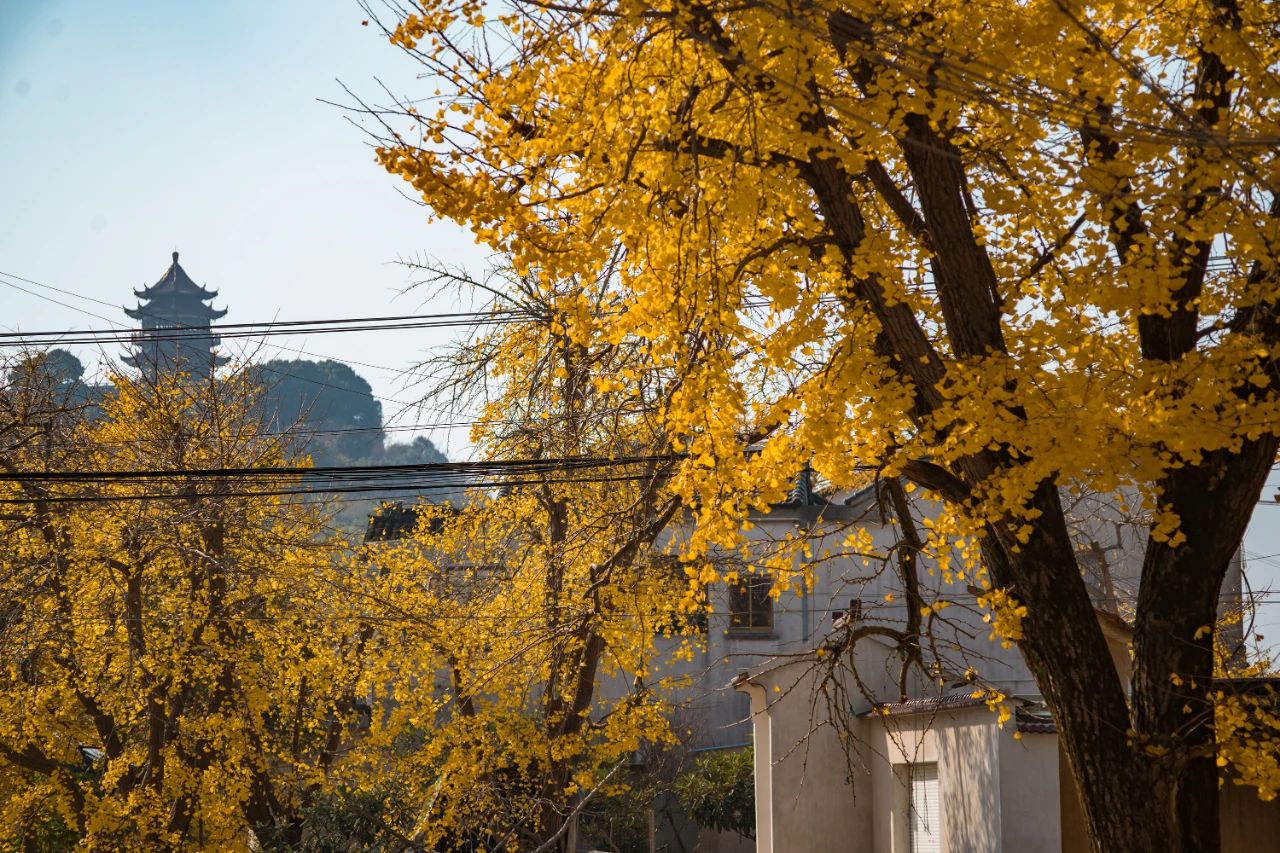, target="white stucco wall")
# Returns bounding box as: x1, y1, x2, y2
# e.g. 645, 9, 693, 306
737, 658, 875, 853
641, 490, 1038, 753
998, 731, 1061, 852
740, 659, 1076, 853
869, 706, 1008, 853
